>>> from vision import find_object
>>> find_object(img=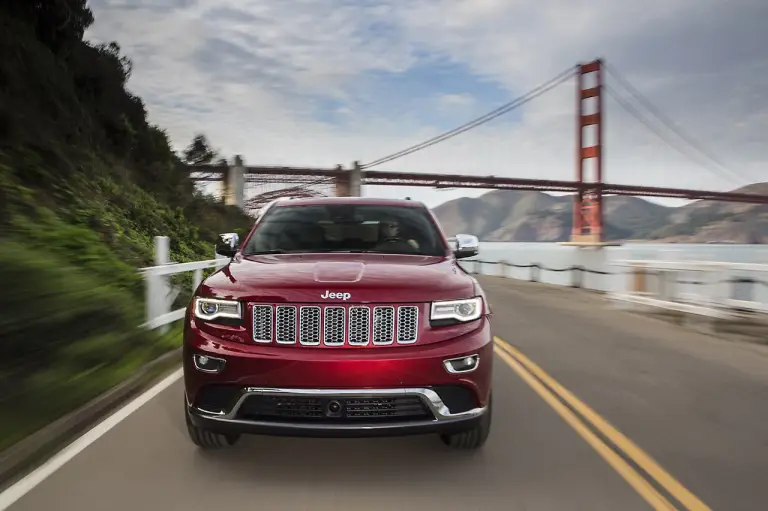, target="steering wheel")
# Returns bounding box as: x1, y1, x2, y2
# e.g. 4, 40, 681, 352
374, 237, 418, 253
